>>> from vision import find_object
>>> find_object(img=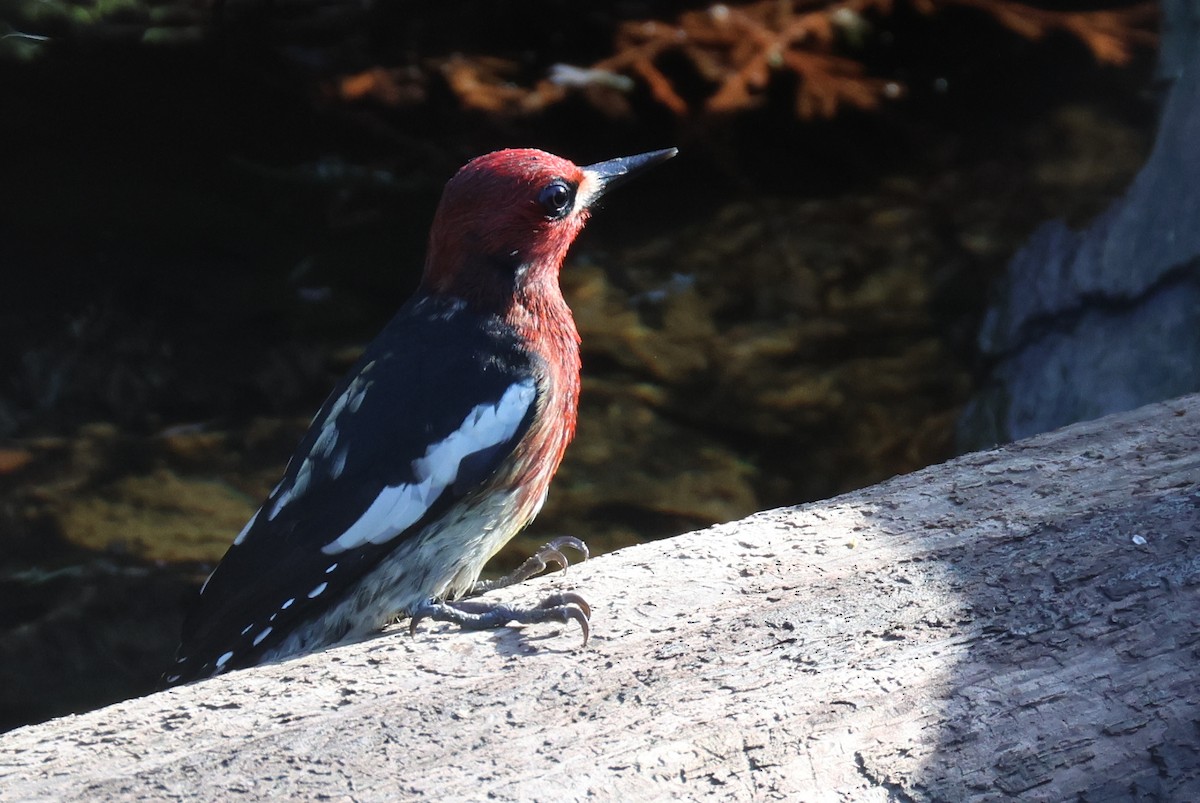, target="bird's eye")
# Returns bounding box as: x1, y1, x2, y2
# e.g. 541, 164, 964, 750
538, 180, 576, 219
